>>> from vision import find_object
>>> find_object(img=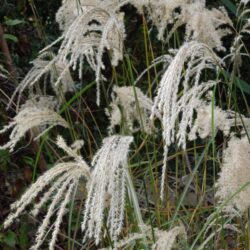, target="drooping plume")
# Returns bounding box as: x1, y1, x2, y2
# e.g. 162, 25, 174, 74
4, 136, 91, 250
82, 135, 133, 245
0, 96, 69, 152
150, 41, 222, 199
46, 0, 125, 105
56, 0, 97, 31
8, 52, 74, 110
